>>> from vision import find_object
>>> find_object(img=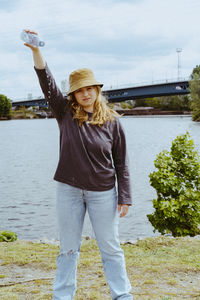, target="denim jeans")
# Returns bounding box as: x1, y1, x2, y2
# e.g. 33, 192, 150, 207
53, 182, 132, 300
